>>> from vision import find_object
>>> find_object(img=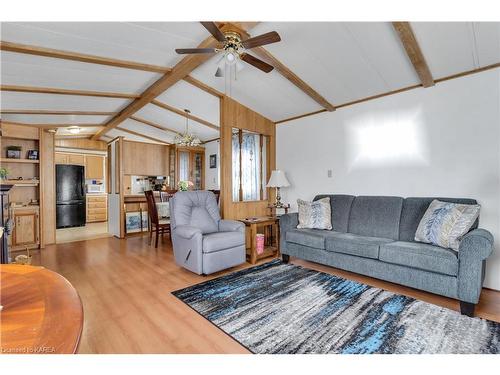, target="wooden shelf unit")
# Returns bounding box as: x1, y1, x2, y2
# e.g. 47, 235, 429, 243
0, 124, 53, 251
1, 180, 40, 187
